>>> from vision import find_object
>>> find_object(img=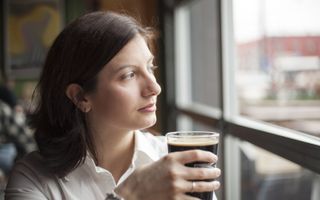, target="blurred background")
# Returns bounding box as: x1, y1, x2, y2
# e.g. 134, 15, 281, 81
0, 0, 320, 199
